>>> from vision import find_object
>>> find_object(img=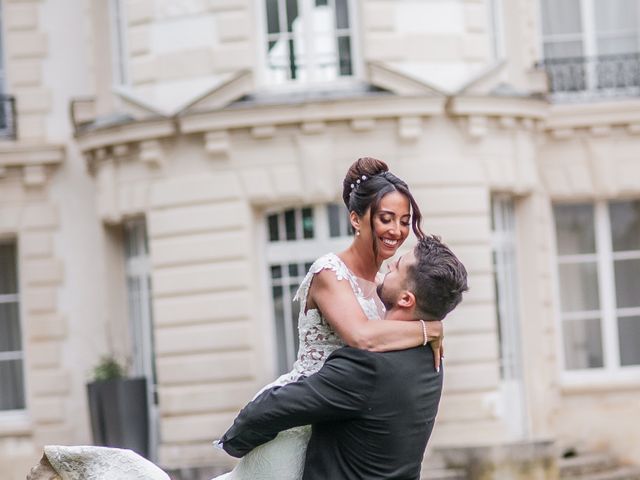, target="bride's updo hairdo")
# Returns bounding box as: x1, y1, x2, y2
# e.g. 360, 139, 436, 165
342, 157, 425, 255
